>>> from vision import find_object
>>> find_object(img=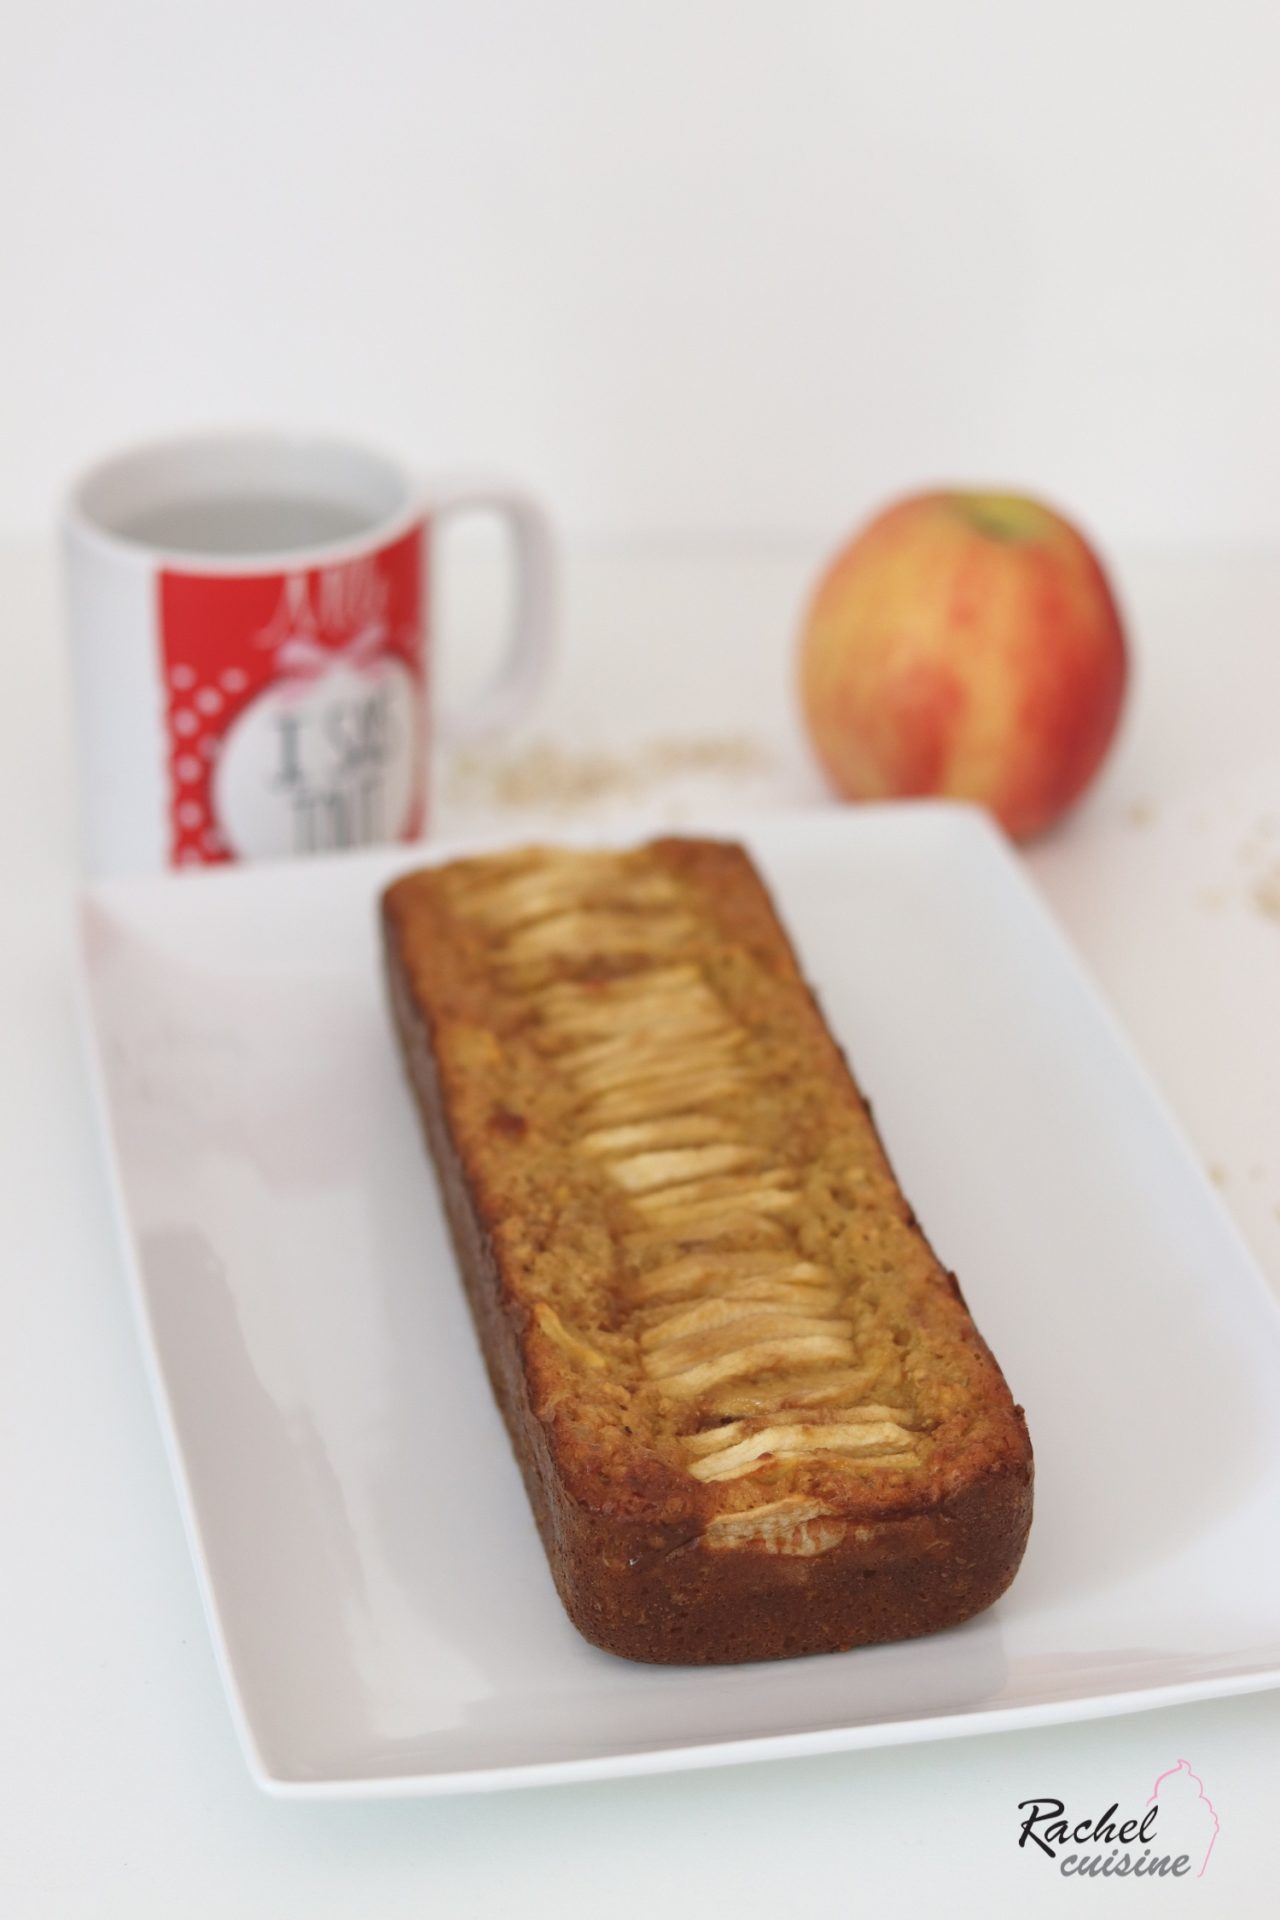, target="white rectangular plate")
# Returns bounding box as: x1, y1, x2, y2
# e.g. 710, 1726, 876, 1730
78, 805, 1280, 1796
